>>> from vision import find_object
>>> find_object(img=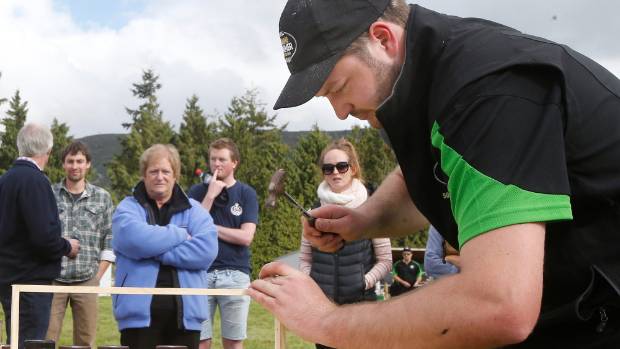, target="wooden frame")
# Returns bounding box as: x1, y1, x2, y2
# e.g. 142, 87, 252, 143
9, 285, 287, 349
